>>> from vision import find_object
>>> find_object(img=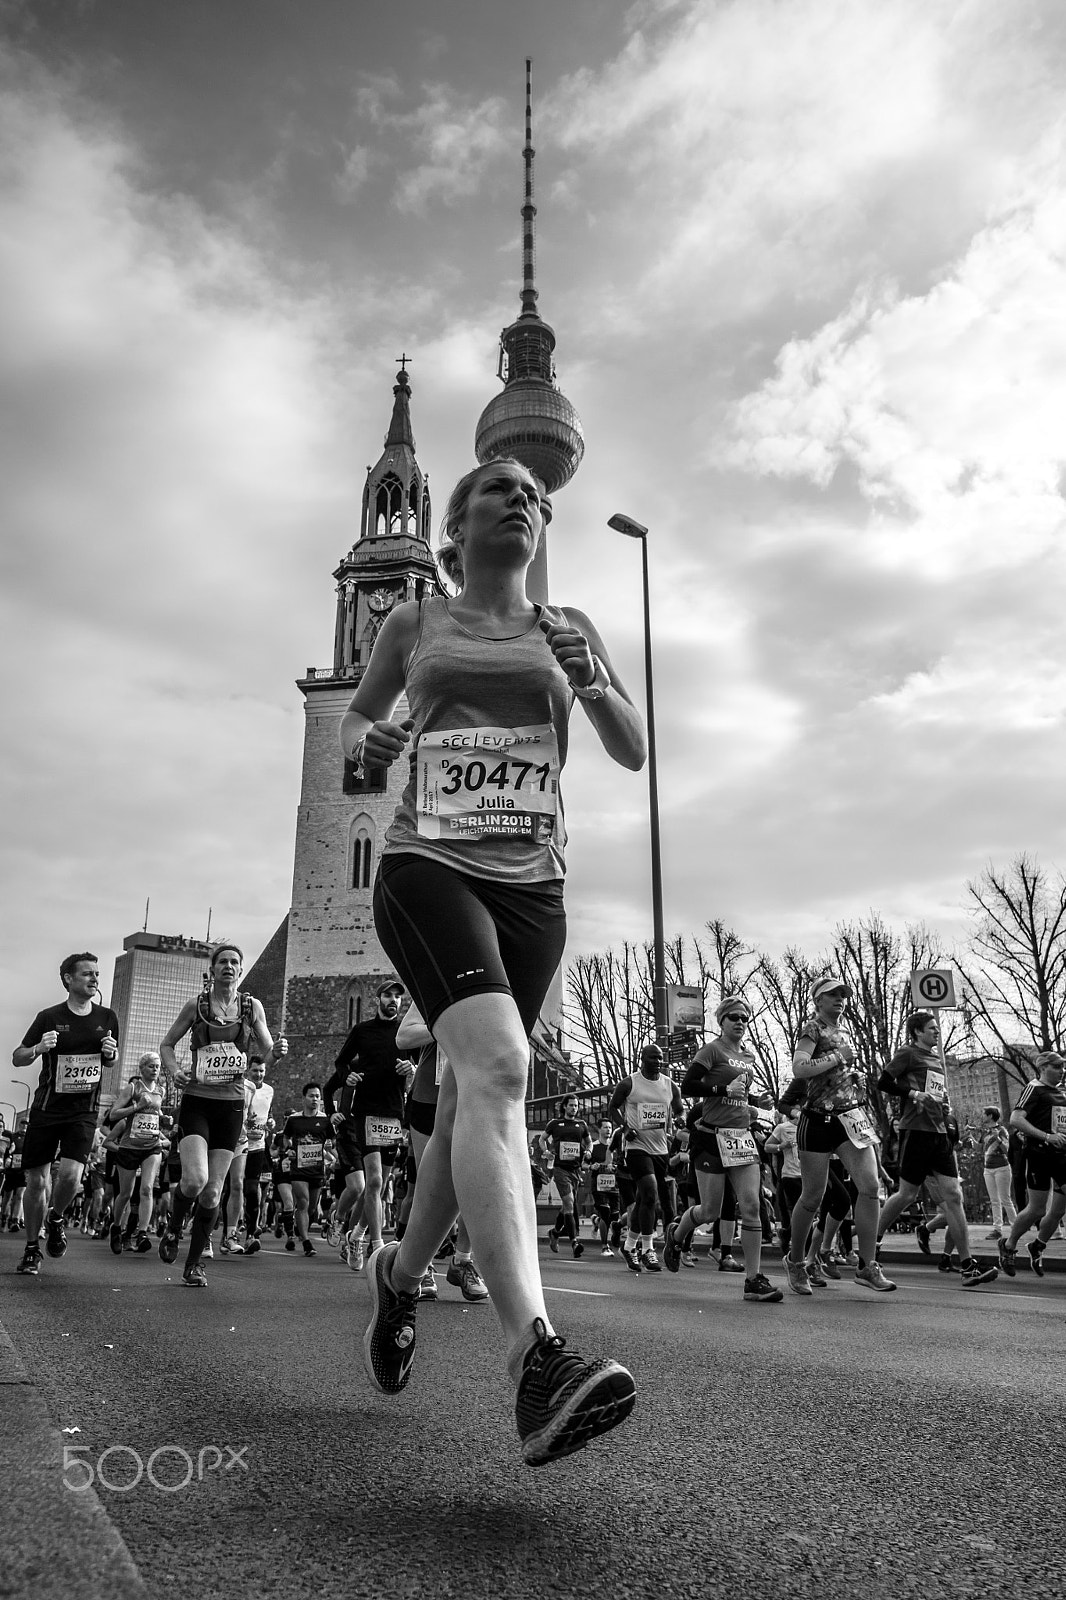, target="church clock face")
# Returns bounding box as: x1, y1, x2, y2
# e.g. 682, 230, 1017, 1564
367, 587, 396, 615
